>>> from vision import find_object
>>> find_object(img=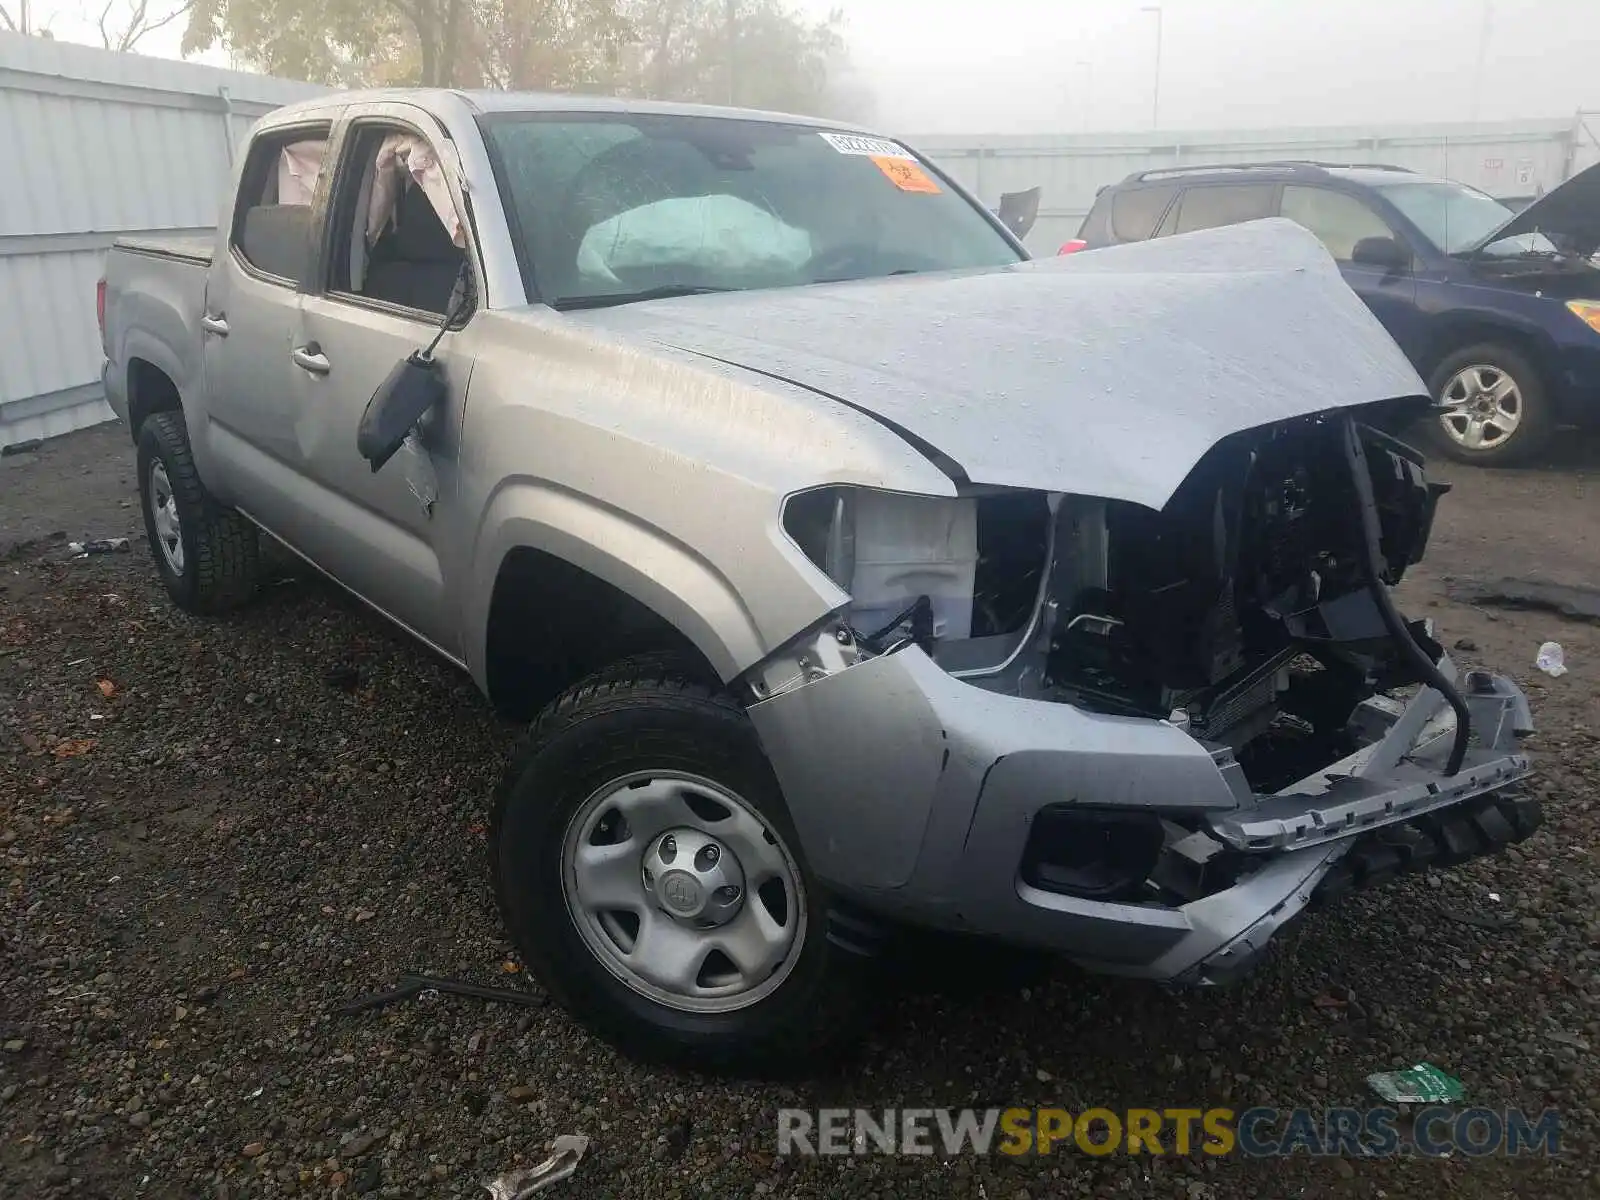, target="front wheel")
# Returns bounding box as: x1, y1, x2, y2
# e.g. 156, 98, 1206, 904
1424, 343, 1555, 466
490, 663, 871, 1075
